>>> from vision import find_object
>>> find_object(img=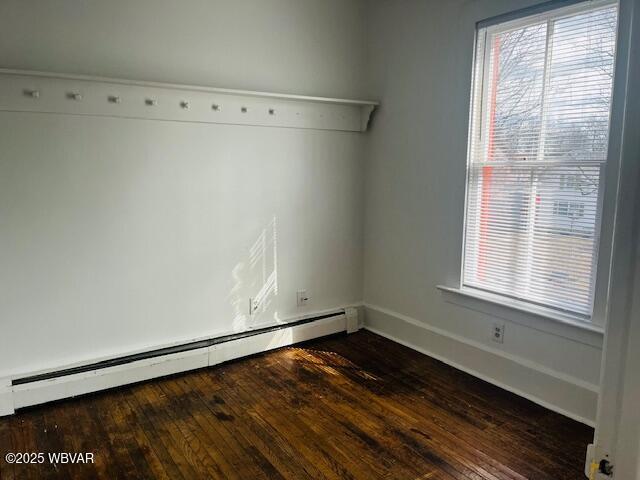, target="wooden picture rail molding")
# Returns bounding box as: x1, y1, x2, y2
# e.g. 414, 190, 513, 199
0, 69, 379, 132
